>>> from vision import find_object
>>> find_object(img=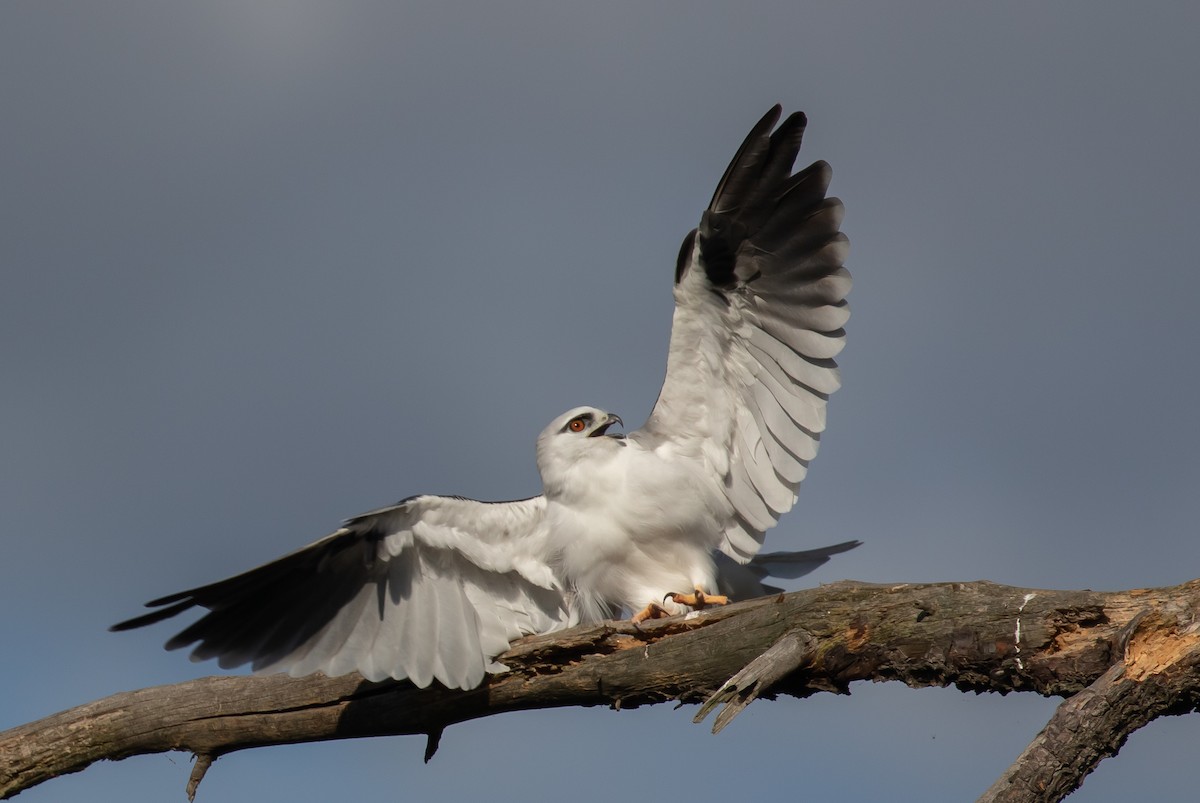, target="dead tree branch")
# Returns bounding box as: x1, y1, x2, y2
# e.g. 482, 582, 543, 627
4, 579, 1200, 802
